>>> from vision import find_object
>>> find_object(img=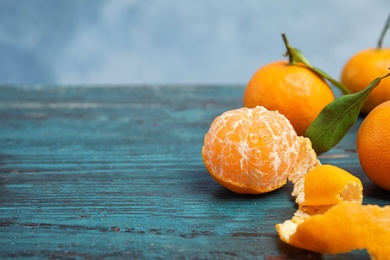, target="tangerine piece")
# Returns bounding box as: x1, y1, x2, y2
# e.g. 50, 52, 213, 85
357, 100, 390, 191
341, 48, 390, 113
202, 106, 319, 194
243, 60, 335, 136
276, 201, 390, 259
